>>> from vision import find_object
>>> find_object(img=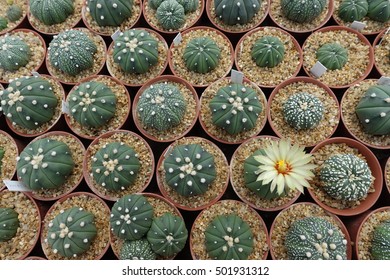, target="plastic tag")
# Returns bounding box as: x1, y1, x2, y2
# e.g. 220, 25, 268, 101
61, 100, 70, 115
378, 76, 390, 86
173, 32, 182, 46
379, 27, 390, 45
350, 21, 366, 32
111, 29, 121, 41
310, 61, 327, 78
31, 71, 40, 77
3, 180, 30, 192
231, 70, 244, 84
